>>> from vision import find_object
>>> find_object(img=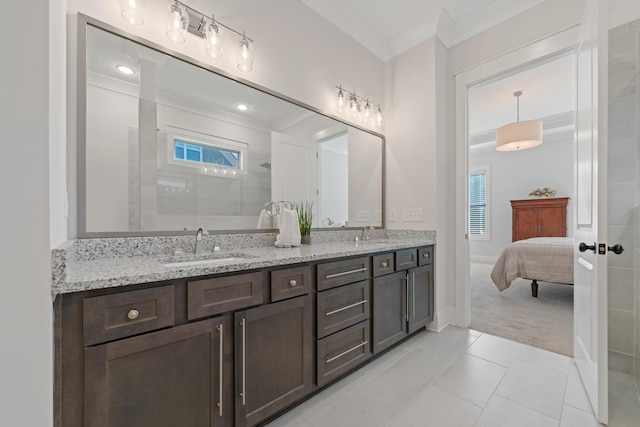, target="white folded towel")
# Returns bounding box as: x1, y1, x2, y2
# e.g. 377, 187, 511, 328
274, 208, 301, 247
256, 209, 276, 229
